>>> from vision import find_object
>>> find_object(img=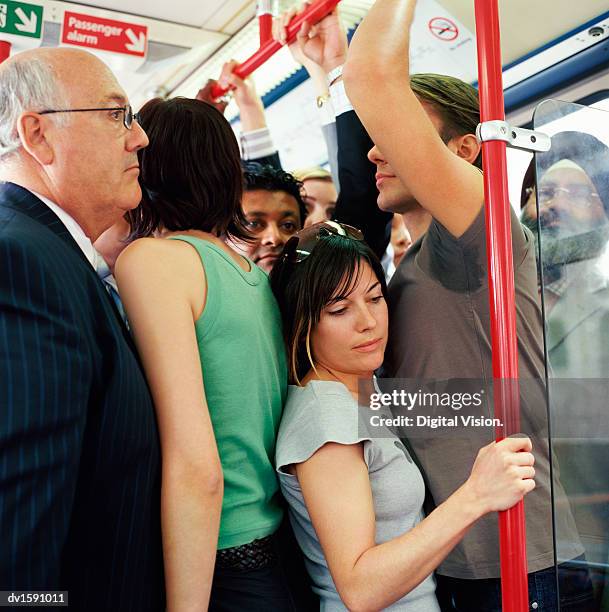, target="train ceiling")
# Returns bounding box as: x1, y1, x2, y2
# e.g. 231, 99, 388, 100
5, 0, 609, 108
